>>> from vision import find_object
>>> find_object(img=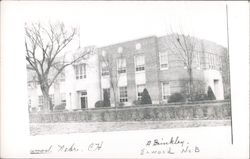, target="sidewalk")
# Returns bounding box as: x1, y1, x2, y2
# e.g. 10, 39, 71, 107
30, 119, 231, 136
